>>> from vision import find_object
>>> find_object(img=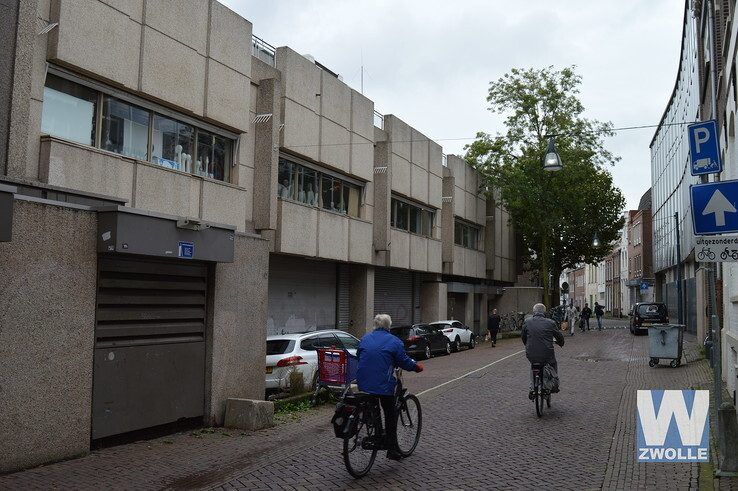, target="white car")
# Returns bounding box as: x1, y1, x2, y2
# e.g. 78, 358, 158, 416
265, 330, 360, 393
429, 320, 476, 352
